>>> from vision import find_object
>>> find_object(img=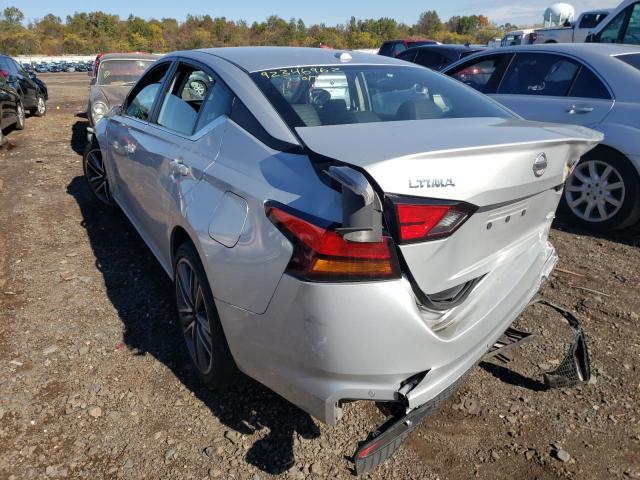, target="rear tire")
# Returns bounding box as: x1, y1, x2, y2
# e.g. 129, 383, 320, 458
82, 141, 115, 206
174, 241, 239, 390
559, 147, 640, 232
14, 101, 25, 130
31, 95, 46, 117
